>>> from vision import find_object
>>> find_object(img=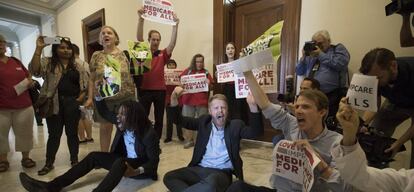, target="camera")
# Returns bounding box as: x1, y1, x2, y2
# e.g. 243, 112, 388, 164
385, 0, 414, 16
303, 41, 317, 56
277, 76, 295, 103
